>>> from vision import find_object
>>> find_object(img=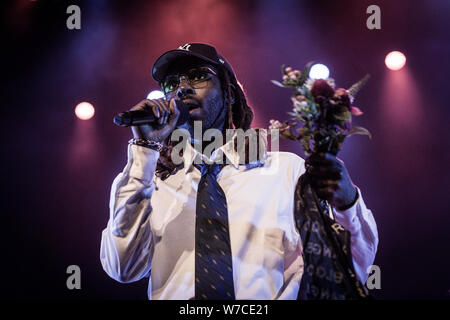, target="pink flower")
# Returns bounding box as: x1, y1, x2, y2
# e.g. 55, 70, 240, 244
350, 106, 364, 116
311, 79, 335, 99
